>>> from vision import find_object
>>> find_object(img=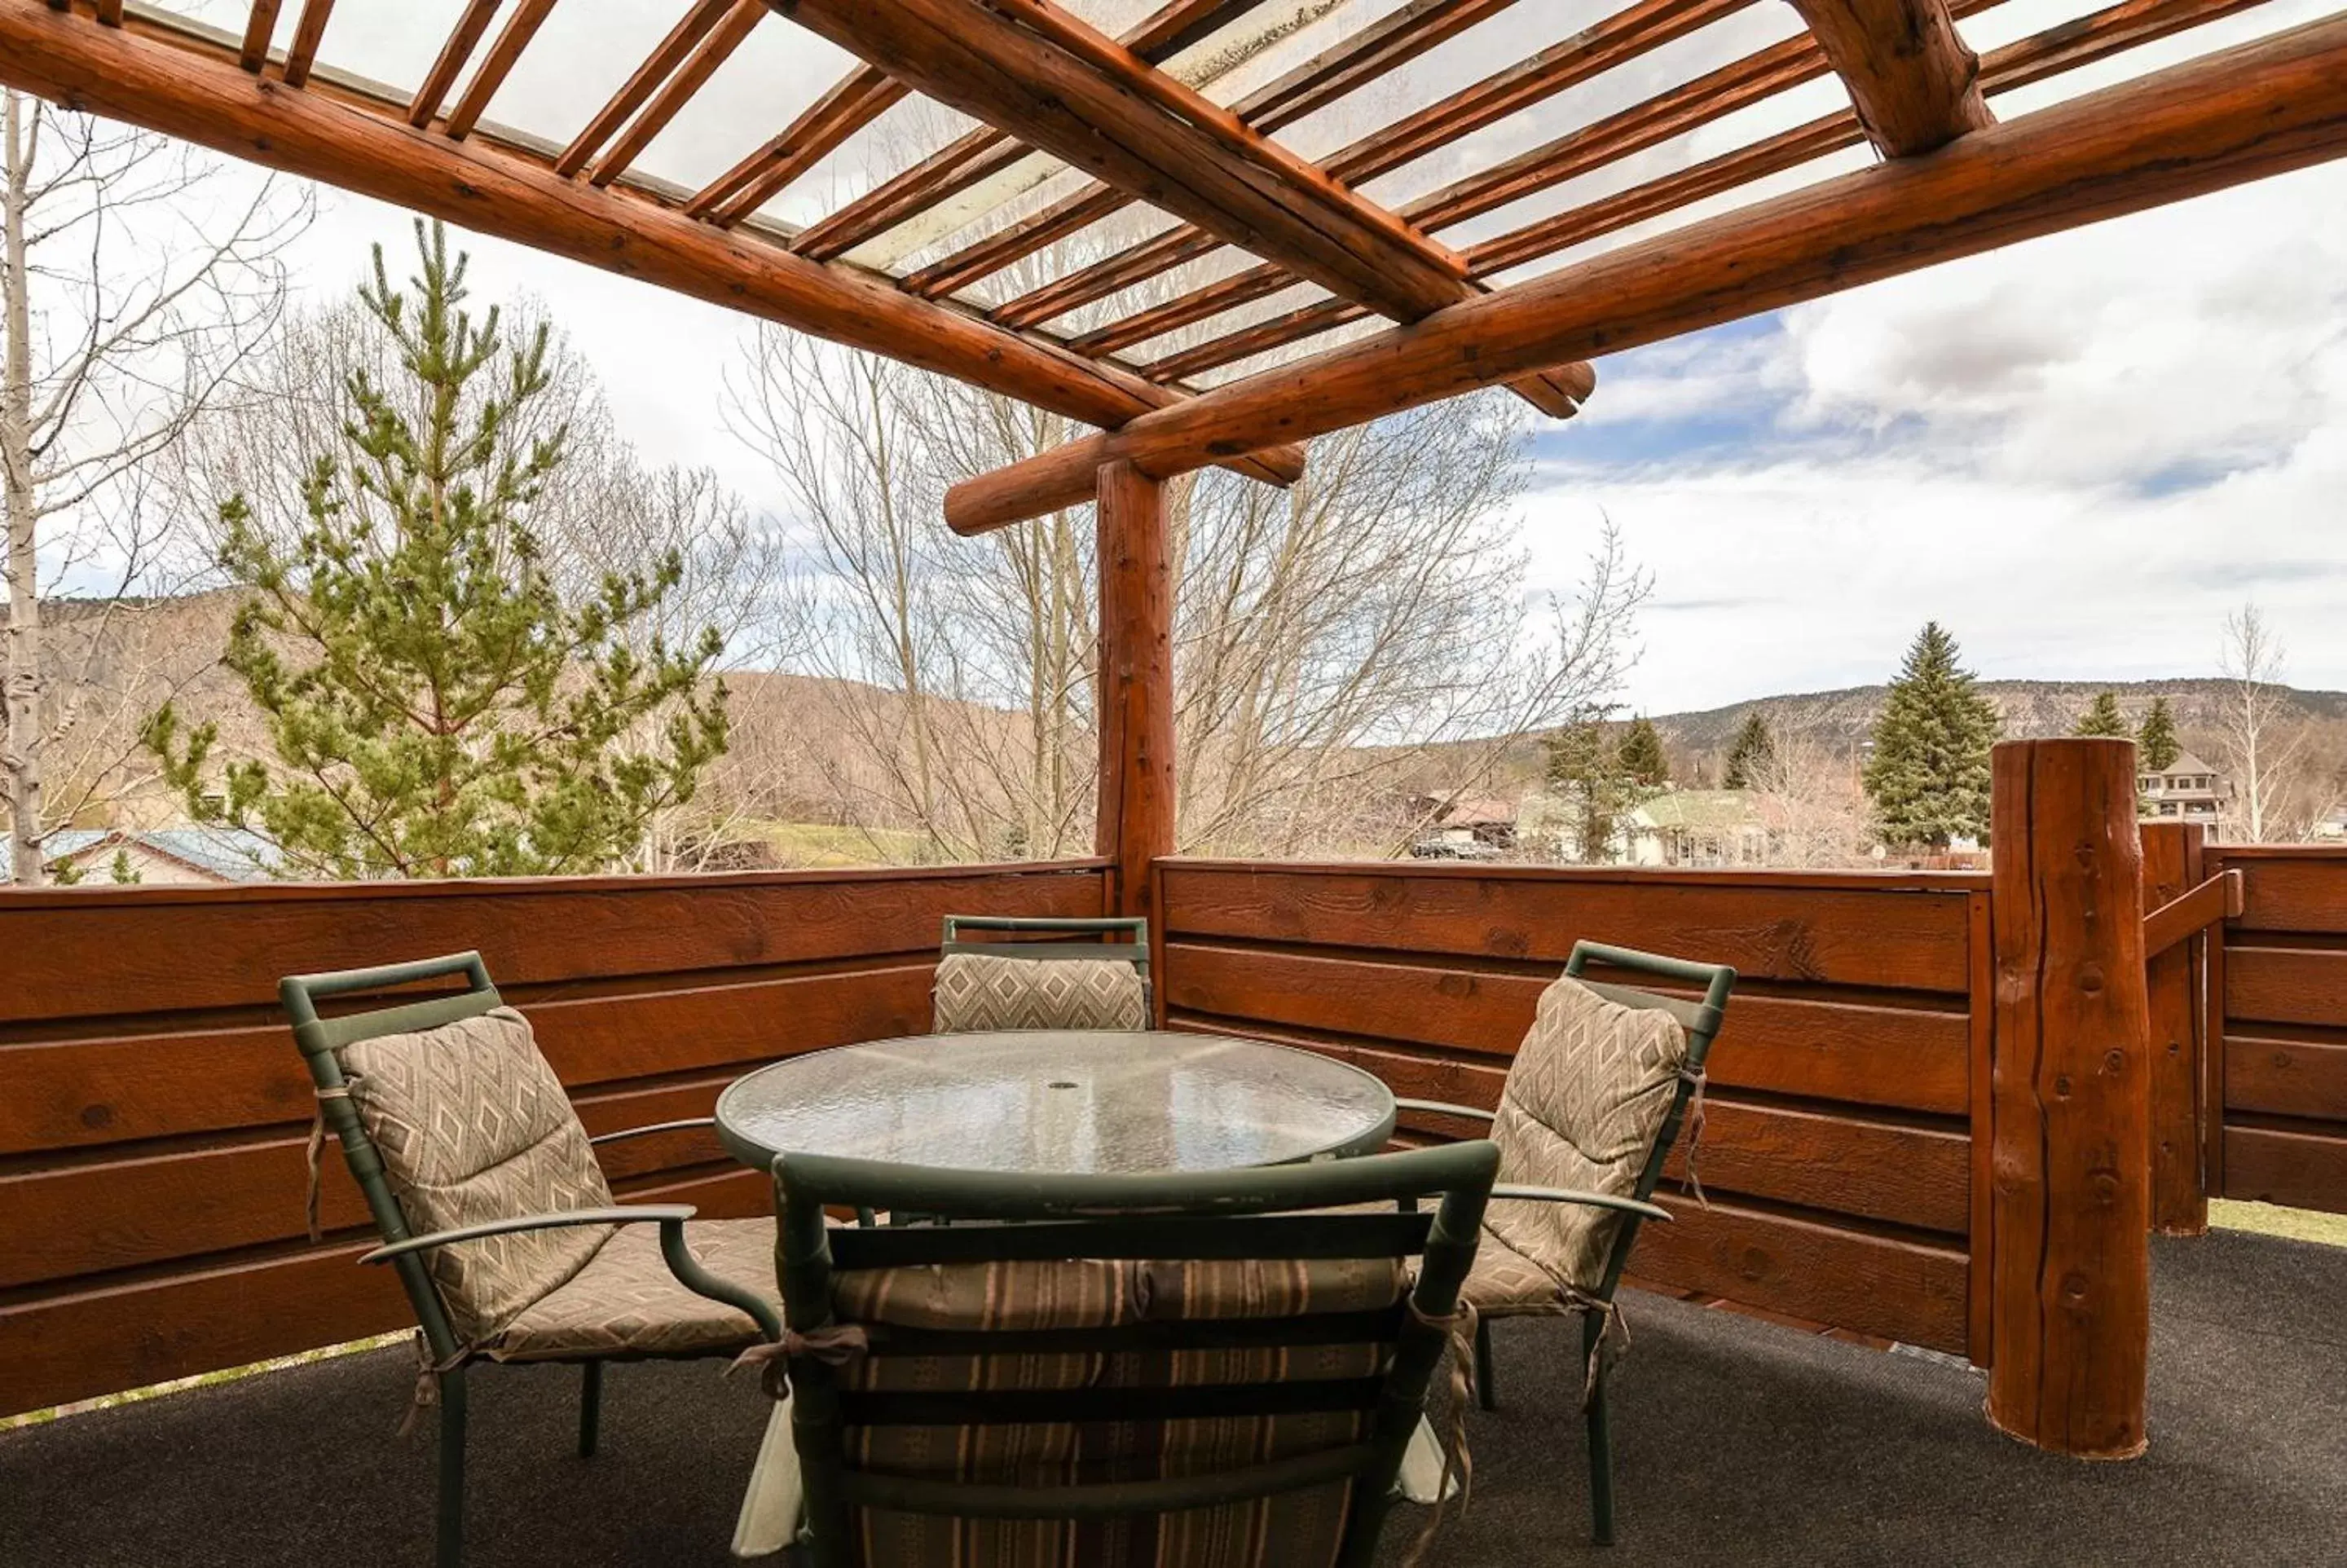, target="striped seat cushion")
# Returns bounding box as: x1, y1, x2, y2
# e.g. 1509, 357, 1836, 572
828, 1254, 1406, 1566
